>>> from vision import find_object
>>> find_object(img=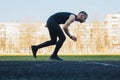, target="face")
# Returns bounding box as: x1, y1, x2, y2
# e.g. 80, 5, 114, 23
77, 13, 87, 23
